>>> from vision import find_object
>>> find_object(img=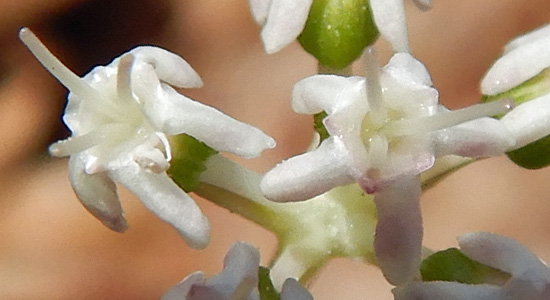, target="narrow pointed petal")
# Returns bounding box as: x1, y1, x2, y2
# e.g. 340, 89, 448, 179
161, 272, 205, 300
260, 0, 314, 53
133, 66, 275, 158
261, 137, 356, 202
249, 0, 271, 24
481, 34, 550, 95
109, 164, 210, 249
501, 94, 550, 149
458, 232, 548, 278
292, 75, 365, 114
280, 278, 313, 300
373, 176, 422, 286
393, 281, 501, 300
130, 46, 203, 88
433, 117, 515, 157
68, 155, 127, 232
370, 0, 410, 53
